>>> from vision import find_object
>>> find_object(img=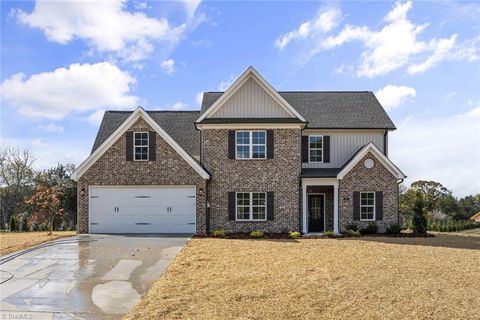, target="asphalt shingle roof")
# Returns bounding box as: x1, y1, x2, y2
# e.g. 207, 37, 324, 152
91, 111, 201, 159
200, 91, 396, 129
